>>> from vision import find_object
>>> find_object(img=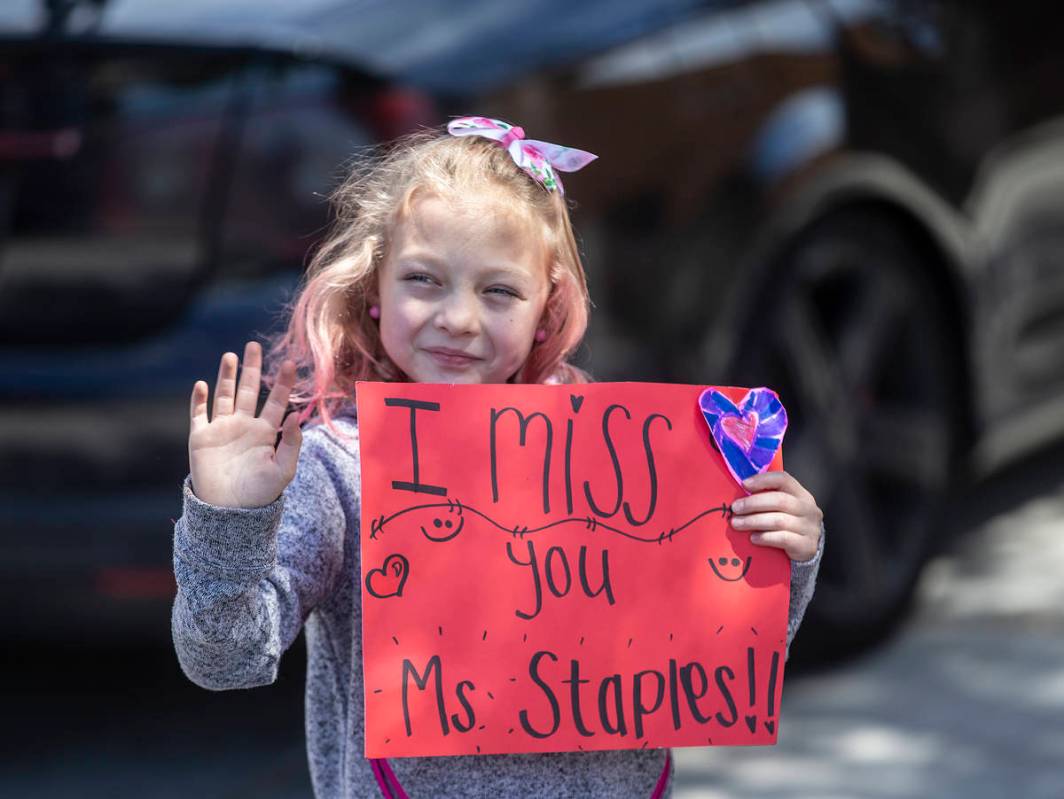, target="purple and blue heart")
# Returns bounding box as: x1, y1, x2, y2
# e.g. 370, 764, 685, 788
698, 387, 787, 487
